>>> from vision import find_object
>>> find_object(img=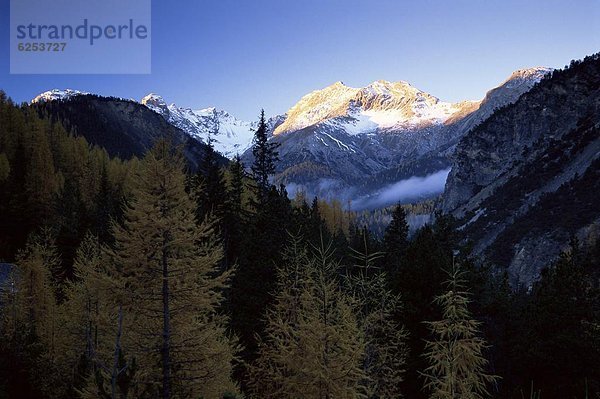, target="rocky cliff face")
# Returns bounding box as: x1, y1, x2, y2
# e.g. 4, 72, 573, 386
441, 54, 600, 286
